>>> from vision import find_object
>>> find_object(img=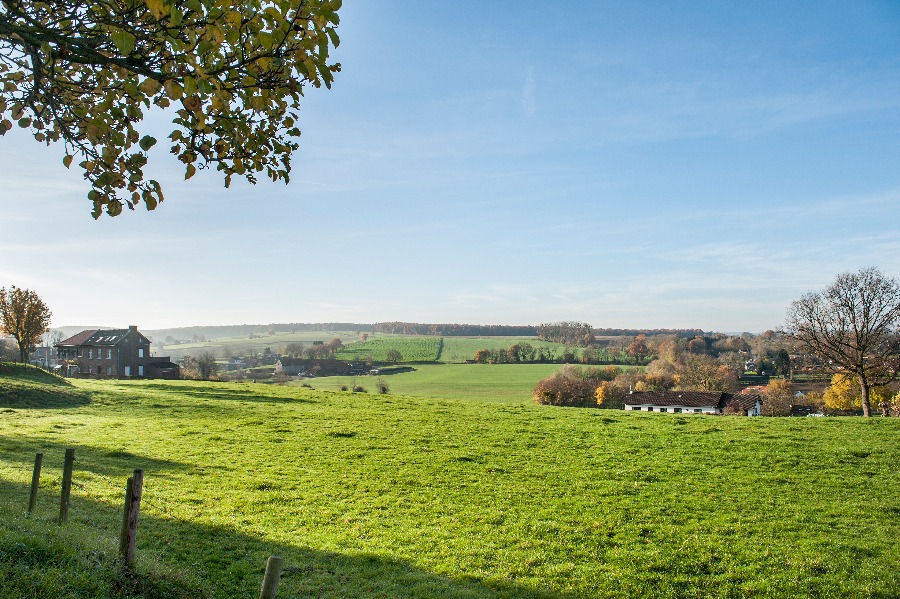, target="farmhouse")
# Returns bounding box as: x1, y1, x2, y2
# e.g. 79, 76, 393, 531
625, 391, 762, 415
55, 326, 179, 379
